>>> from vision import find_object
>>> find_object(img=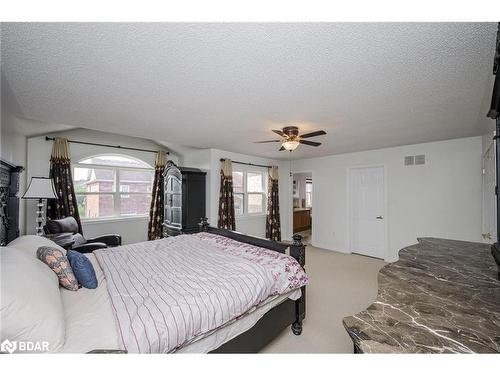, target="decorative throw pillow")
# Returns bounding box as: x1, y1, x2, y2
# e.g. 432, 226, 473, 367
37, 246, 79, 291
66, 250, 98, 289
